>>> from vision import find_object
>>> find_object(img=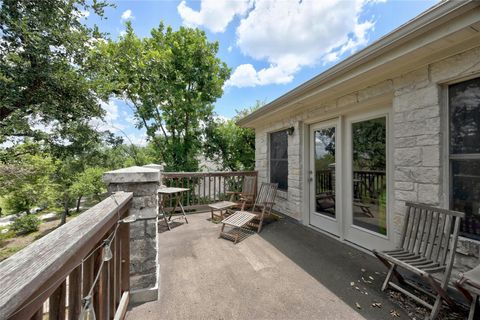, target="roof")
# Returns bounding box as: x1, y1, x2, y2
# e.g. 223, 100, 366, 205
237, 0, 479, 128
